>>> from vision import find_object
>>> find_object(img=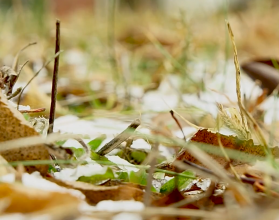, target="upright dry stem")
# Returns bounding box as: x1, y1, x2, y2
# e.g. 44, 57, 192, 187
226, 21, 250, 139
48, 20, 61, 134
